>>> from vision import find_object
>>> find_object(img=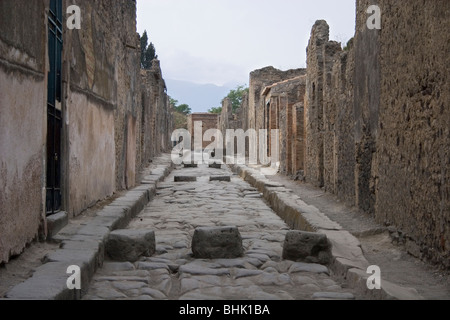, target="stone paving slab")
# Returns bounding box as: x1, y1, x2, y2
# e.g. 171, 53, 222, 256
9, 155, 424, 300
83, 161, 359, 300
